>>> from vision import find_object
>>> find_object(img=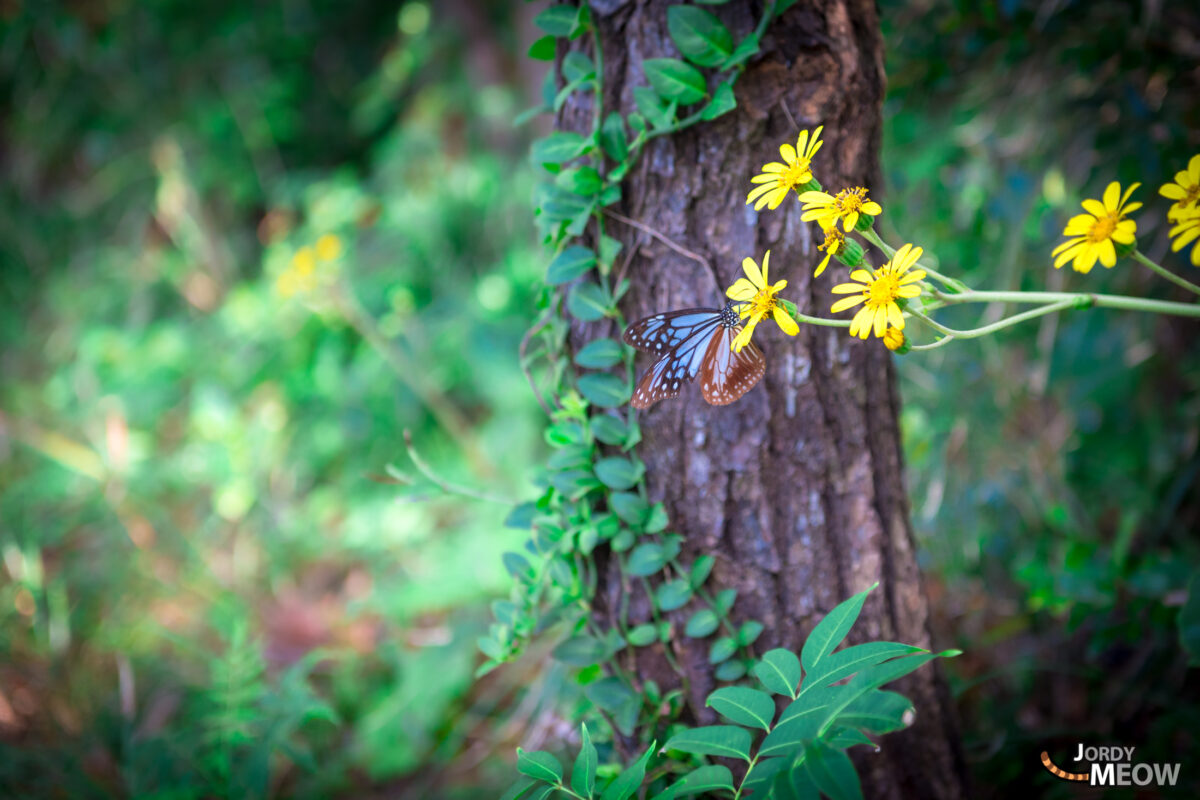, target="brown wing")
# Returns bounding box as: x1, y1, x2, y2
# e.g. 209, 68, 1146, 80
699, 325, 766, 406
630, 353, 687, 409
